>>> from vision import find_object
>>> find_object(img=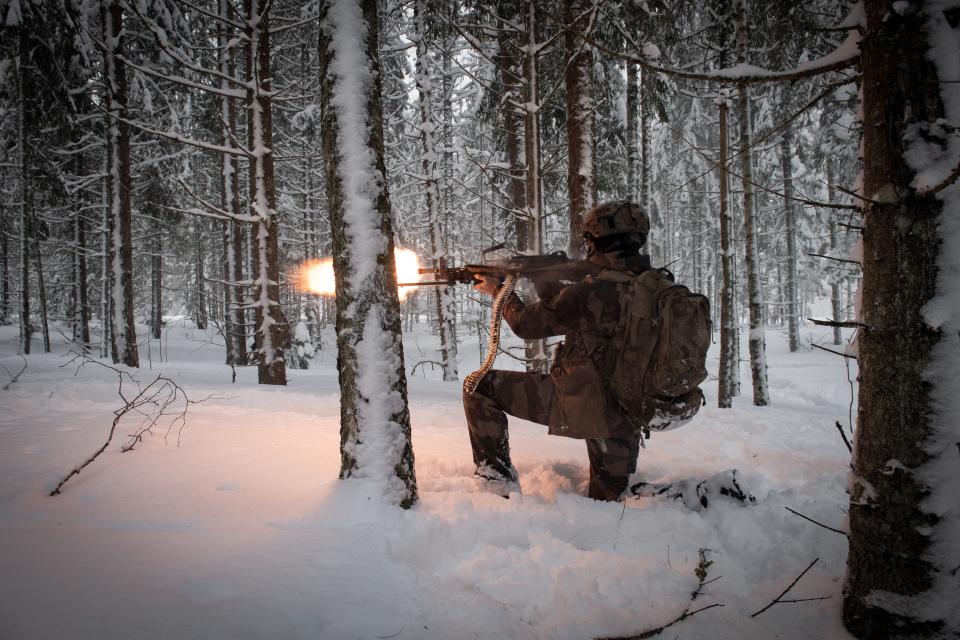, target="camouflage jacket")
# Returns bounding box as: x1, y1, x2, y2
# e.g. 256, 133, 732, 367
501, 253, 651, 439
